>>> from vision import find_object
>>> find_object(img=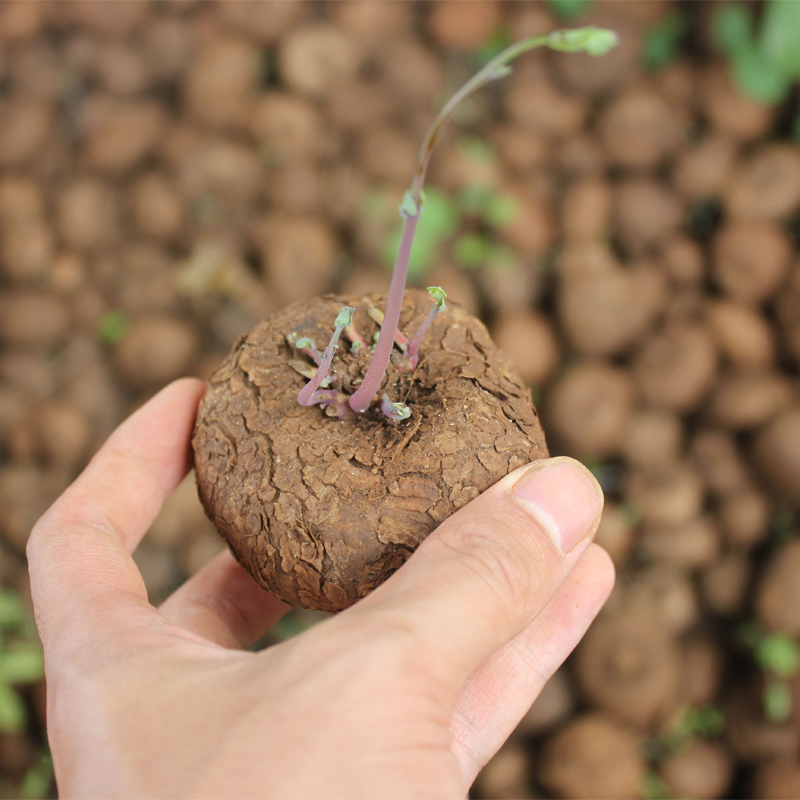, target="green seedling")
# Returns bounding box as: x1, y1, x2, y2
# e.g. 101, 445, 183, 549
643, 9, 688, 71
714, 1, 800, 105
96, 309, 129, 345
0, 585, 44, 734
738, 622, 800, 723
548, 0, 593, 21
293, 27, 618, 421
